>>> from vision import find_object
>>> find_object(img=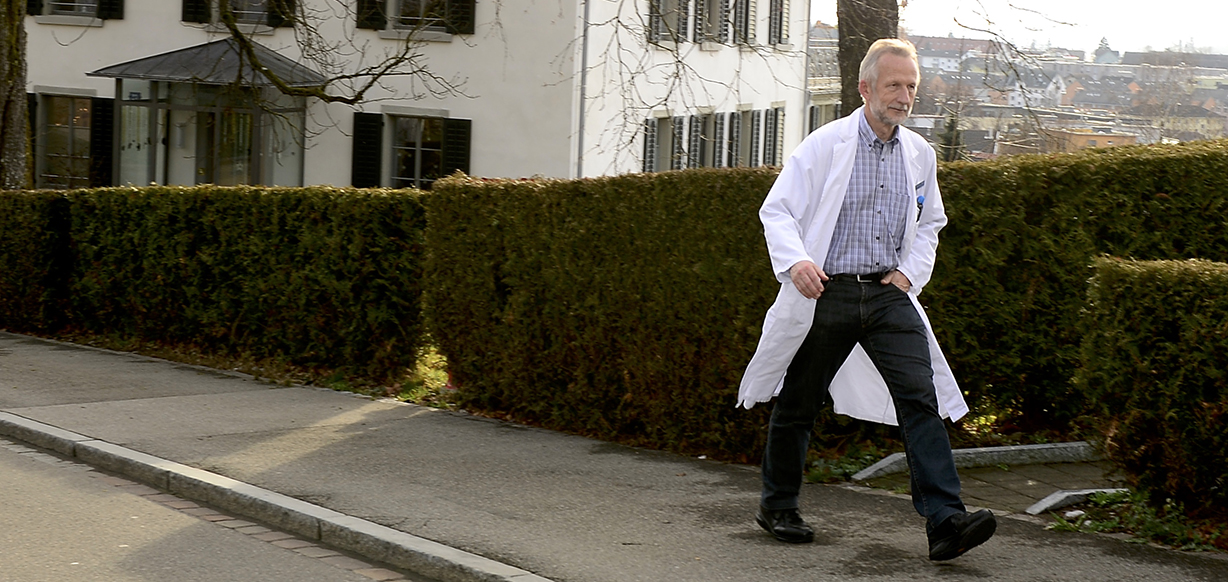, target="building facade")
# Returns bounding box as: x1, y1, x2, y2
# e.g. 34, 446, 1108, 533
26, 0, 809, 189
